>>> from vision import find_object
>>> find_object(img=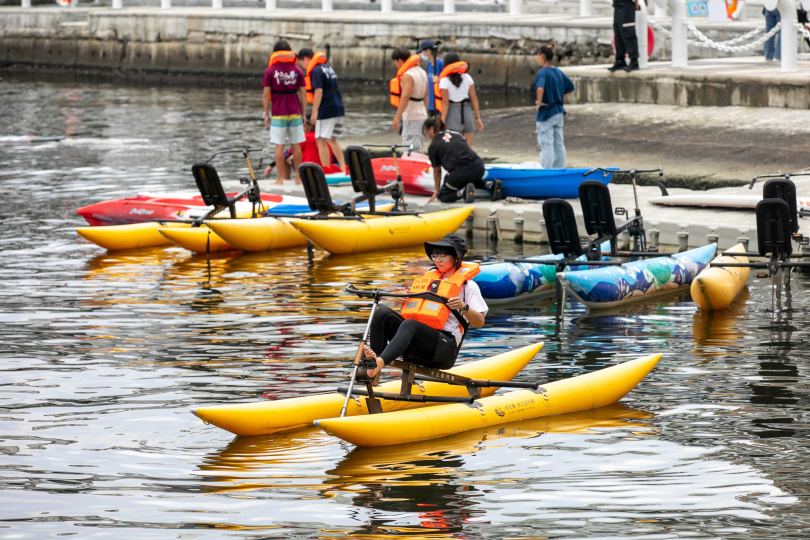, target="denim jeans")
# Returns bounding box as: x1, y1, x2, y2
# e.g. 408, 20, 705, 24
764, 9, 782, 60
536, 112, 566, 169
